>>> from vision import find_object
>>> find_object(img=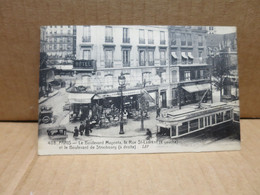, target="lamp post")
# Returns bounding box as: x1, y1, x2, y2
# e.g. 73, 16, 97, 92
118, 72, 126, 134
